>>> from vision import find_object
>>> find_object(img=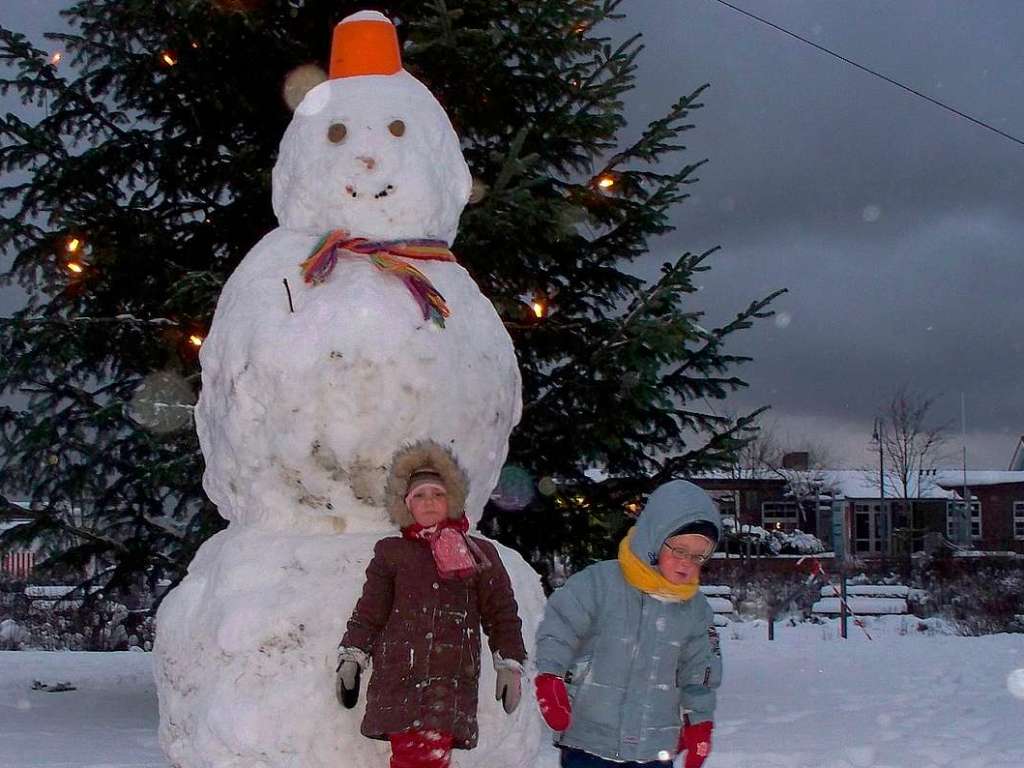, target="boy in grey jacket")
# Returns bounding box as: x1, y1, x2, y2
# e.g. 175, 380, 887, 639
534, 480, 722, 768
